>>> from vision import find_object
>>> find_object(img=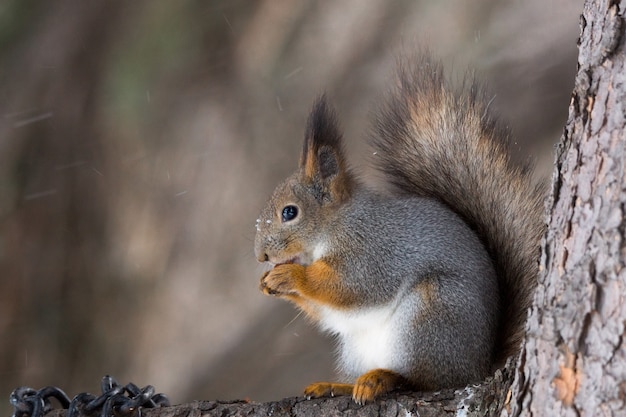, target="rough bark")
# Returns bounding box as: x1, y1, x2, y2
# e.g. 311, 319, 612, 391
43, 365, 513, 417
507, 0, 626, 416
